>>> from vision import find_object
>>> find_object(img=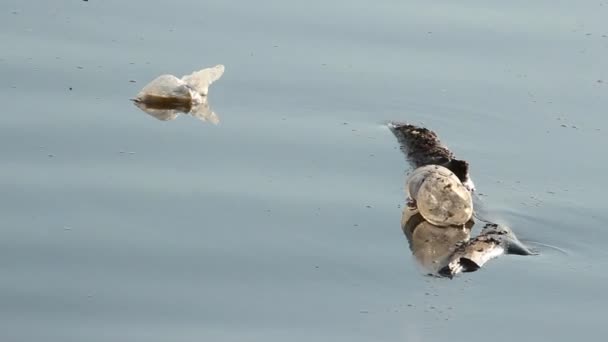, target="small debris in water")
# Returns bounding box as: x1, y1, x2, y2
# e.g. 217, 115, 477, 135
77, 66, 83, 69
359, 310, 369, 314
561, 124, 567, 127
69, 87, 72, 91
129, 80, 136, 83
47, 154, 55, 158
133, 65, 224, 124
365, 205, 372, 208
